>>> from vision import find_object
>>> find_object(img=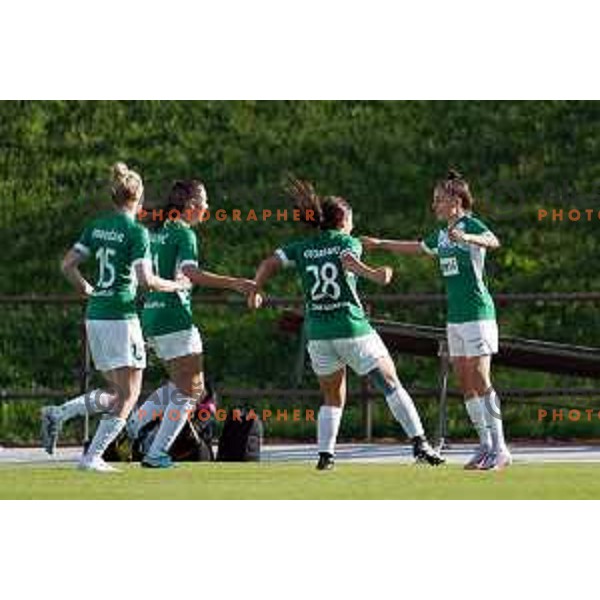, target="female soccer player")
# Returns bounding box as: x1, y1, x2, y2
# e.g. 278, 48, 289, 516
362, 170, 511, 470
41, 163, 187, 472
137, 179, 257, 468
251, 178, 444, 470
